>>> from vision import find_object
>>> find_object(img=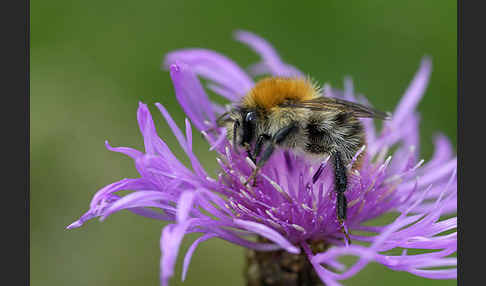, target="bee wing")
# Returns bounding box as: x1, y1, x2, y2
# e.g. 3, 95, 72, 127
284, 96, 391, 120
